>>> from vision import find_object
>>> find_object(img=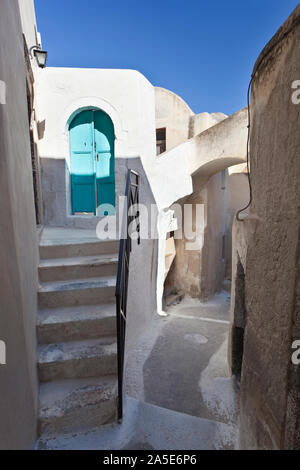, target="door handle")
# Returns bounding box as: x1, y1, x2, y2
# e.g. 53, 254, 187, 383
96, 153, 99, 162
